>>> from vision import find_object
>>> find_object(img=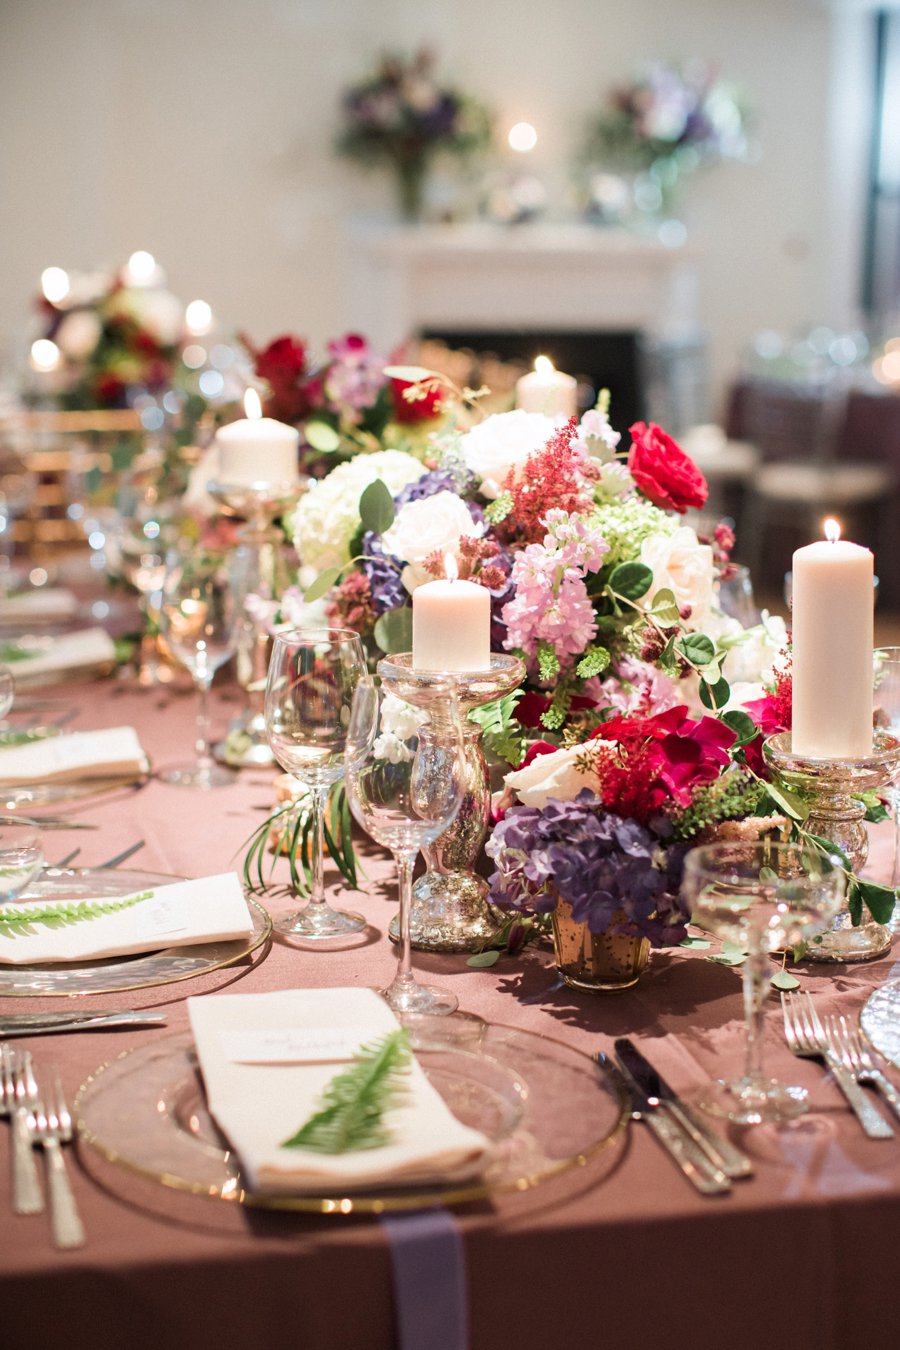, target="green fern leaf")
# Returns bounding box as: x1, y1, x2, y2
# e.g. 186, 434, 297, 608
281, 1029, 411, 1154
0, 889, 154, 939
